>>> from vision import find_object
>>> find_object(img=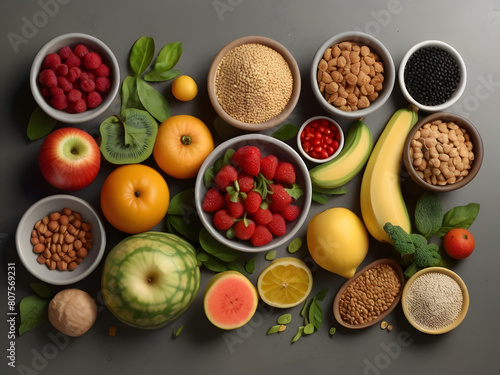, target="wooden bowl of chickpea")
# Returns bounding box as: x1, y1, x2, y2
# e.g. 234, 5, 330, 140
403, 112, 483, 192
